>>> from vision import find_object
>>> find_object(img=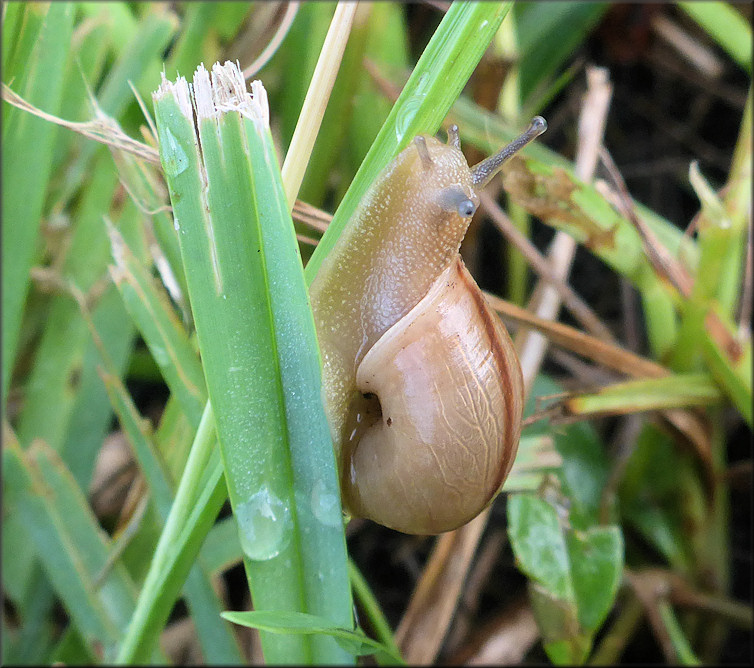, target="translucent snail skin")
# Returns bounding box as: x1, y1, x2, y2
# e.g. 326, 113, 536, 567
310, 118, 547, 535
